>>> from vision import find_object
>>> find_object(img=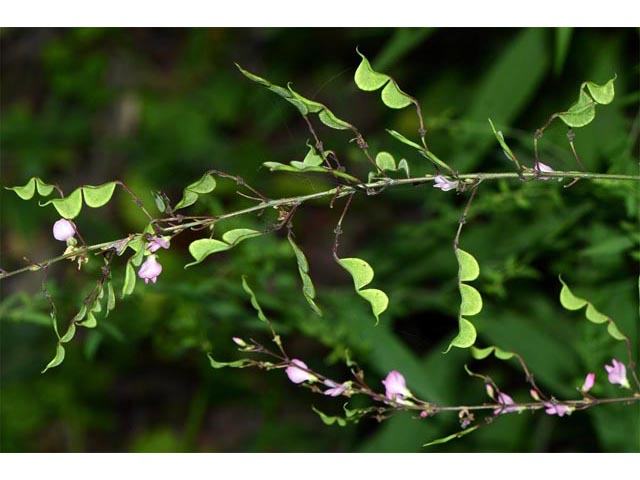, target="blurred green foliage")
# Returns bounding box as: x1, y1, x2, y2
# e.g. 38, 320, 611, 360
1, 27, 638, 452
